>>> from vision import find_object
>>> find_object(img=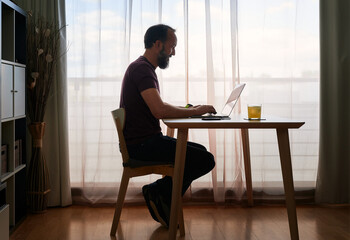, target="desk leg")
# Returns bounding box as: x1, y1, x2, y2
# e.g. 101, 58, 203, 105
169, 128, 188, 240
241, 129, 254, 206
276, 128, 299, 240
